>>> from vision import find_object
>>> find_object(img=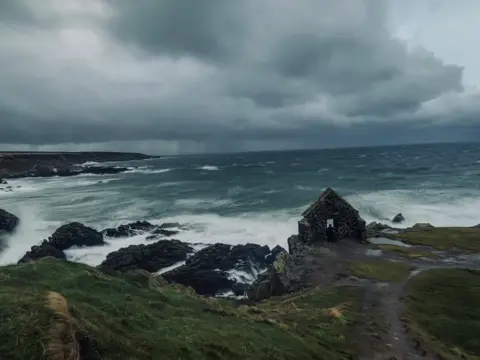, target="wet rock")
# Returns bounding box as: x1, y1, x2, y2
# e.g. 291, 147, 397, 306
24, 166, 129, 178
99, 239, 193, 273
0, 178, 6, 184
101, 221, 181, 239
0, 208, 20, 234
392, 213, 405, 223
18, 241, 66, 263
17, 222, 105, 263
102, 221, 156, 238
49, 223, 105, 250
163, 243, 284, 297
248, 249, 310, 301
